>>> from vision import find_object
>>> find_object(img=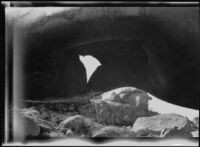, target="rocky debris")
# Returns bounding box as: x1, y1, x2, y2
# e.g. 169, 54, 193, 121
132, 113, 194, 137
87, 87, 152, 126
36, 106, 78, 126
10, 88, 198, 139
92, 126, 135, 137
